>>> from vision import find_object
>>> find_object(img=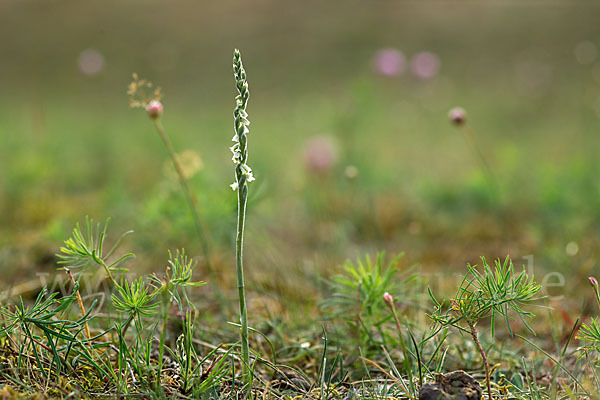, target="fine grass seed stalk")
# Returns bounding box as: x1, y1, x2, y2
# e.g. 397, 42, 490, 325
230, 48, 254, 385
